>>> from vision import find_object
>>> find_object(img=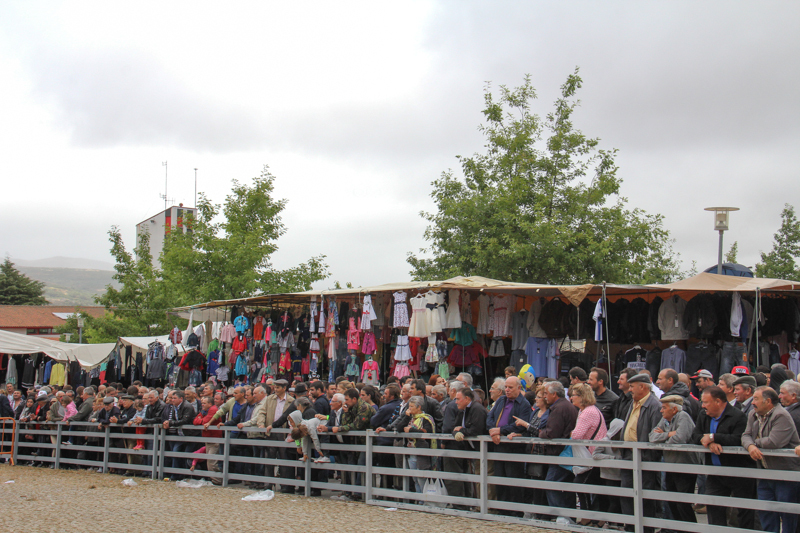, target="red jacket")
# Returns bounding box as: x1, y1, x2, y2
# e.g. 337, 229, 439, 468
194, 405, 222, 438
